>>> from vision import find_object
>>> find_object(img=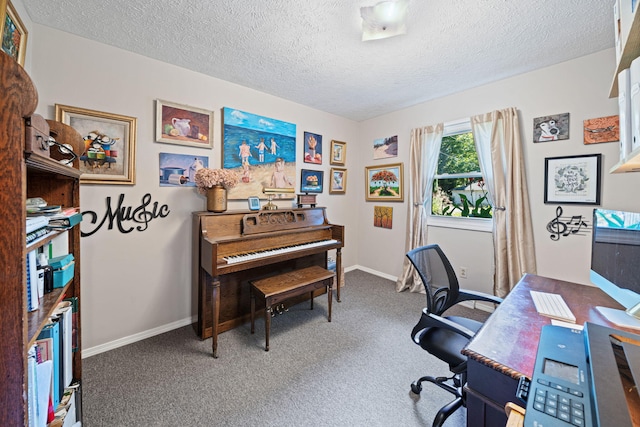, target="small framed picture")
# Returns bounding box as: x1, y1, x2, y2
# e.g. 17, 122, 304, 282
1, 0, 28, 66
544, 154, 601, 205
300, 169, 324, 193
303, 131, 322, 164
155, 99, 214, 148
330, 140, 346, 166
248, 196, 260, 211
329, 168, 347, 194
